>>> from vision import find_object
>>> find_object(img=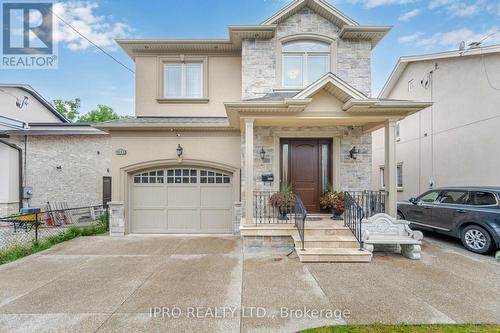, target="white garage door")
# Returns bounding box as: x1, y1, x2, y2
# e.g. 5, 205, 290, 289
131, 167, 233, 234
